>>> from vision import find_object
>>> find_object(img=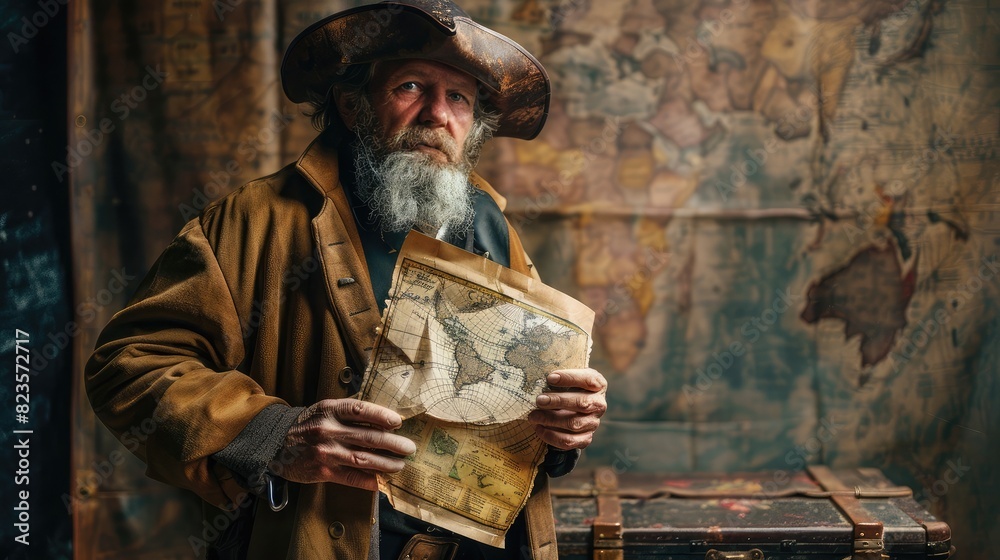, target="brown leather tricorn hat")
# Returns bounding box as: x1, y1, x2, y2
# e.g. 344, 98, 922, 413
281, 0, 550, 140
